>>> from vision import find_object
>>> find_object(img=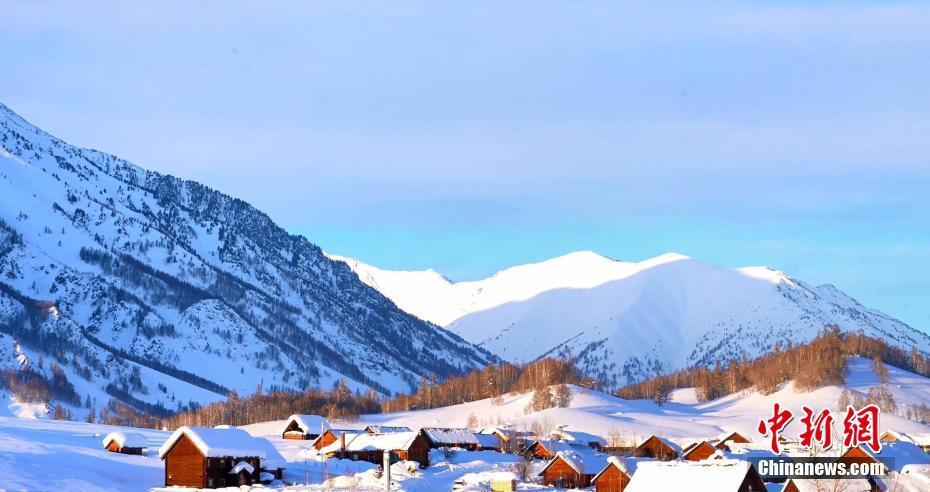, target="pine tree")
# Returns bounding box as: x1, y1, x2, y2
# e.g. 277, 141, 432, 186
554, 384, 573, 408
